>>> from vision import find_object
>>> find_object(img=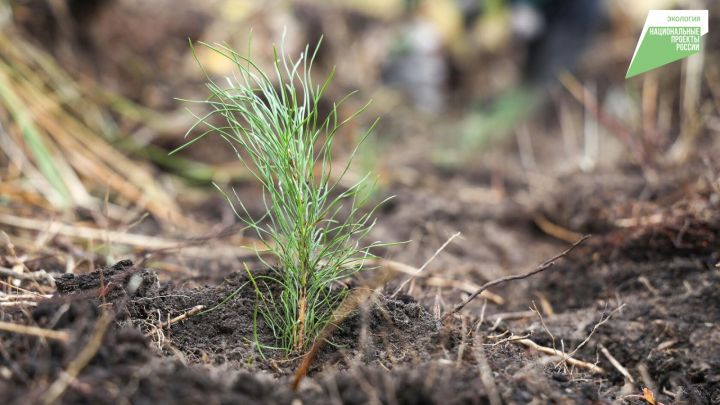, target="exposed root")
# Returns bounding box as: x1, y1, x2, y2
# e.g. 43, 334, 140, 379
533, 213, 583, 243
144, 305, 205, 338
